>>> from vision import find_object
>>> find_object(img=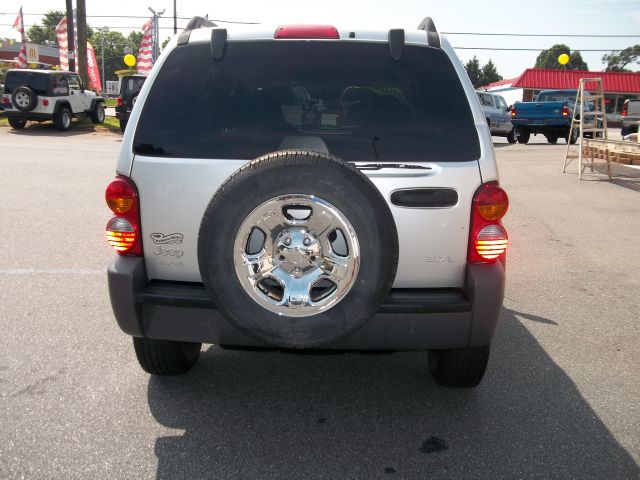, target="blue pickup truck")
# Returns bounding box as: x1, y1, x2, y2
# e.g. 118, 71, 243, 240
511, 90, 592, 145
